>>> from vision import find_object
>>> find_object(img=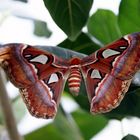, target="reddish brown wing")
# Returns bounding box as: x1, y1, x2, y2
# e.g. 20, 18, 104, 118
0, 44, 69, 119
81, 32, 140, 114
